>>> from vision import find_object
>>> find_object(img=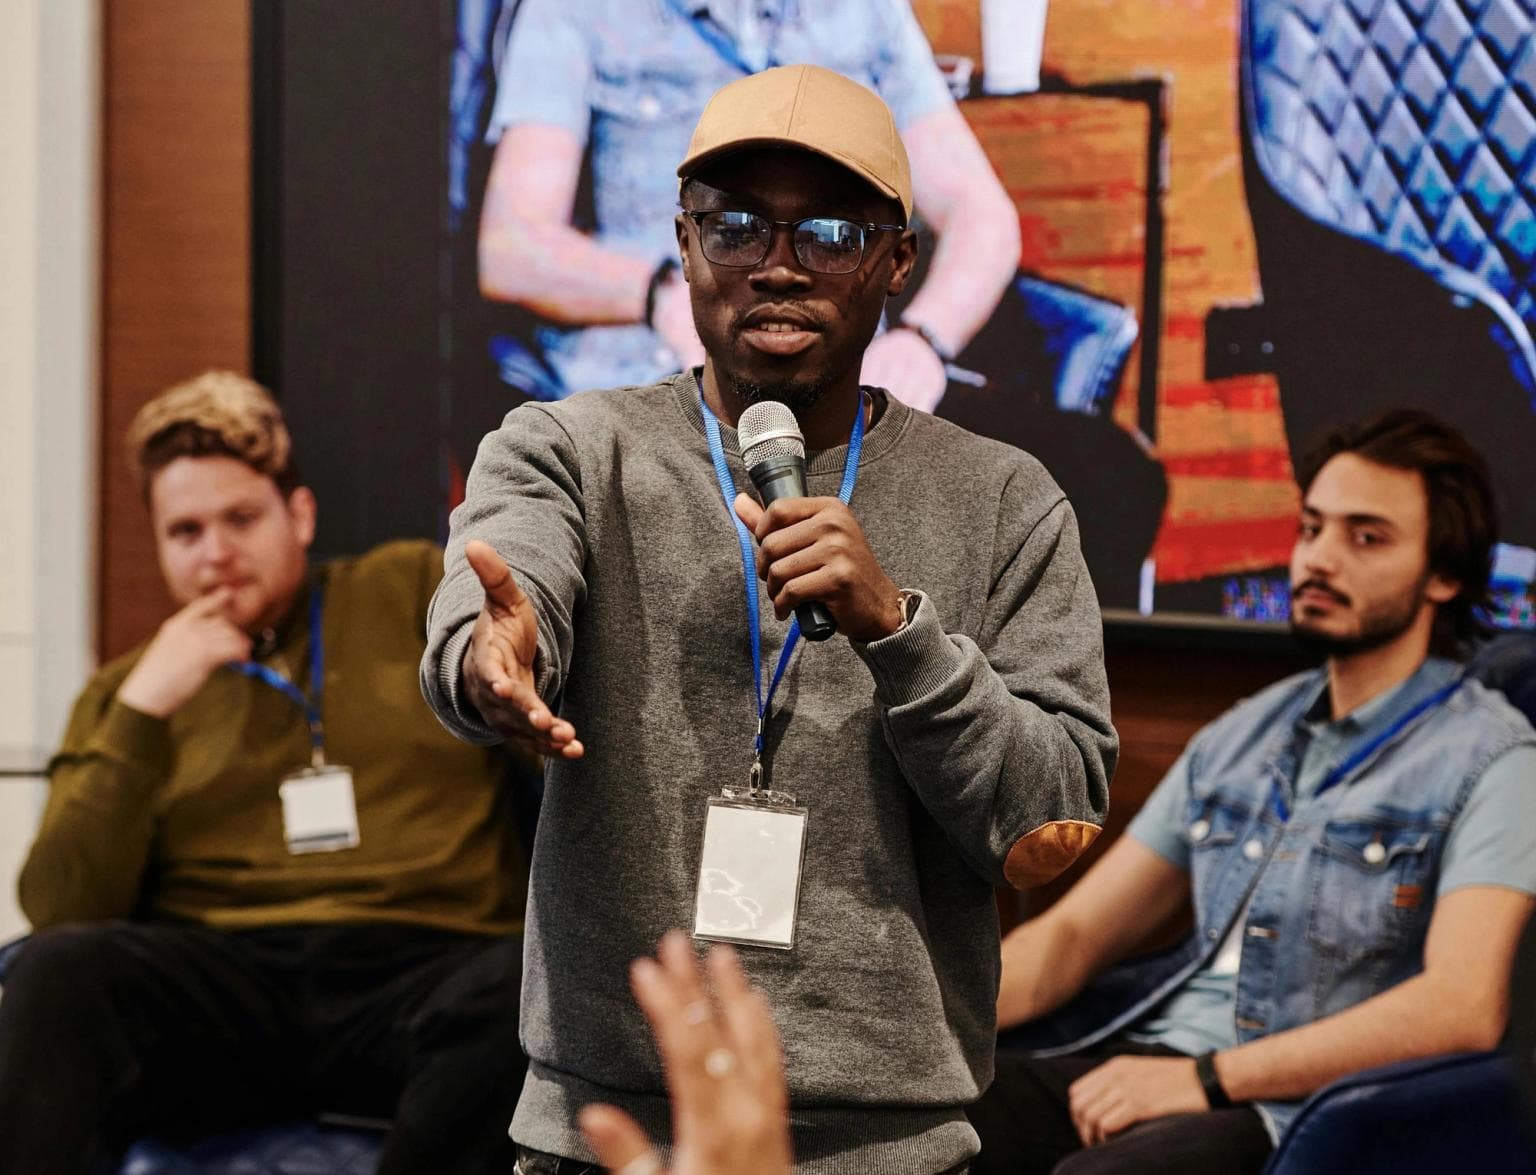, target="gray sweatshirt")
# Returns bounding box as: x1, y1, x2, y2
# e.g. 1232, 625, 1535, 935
422, 374, 1116, 1173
